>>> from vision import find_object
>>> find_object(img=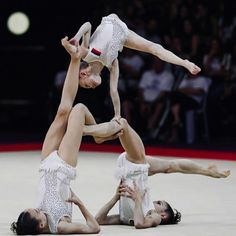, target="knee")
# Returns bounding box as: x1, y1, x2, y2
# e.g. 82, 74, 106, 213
69, 103, 87, 118
119, 118, 128, 130
148, 43, 163, 55
72, 103, 87, 112
57, 105, 72, 118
